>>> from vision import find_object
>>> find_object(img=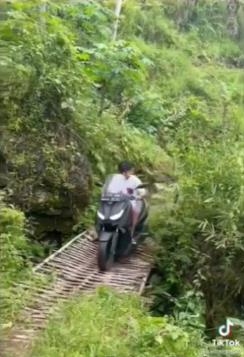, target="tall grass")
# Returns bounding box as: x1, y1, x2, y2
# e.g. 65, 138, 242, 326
31, 288, 205, 357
